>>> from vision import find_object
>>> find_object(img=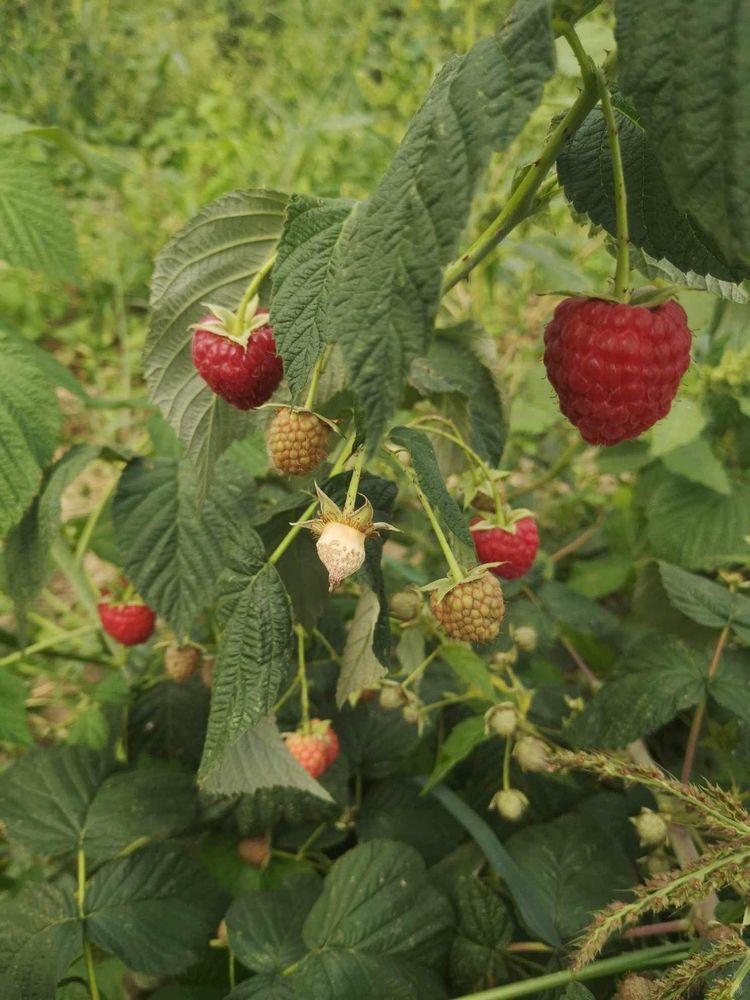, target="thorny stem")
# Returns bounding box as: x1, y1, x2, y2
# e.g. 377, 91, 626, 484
268, 428, 356, 565
344, 447, 365, 513
681, 623, 731, 784
441, 51, 613, 293
294, 625, 310, 728
236, 252, 277, 331
303, 345, 332, 411
595, 67, 630, 300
